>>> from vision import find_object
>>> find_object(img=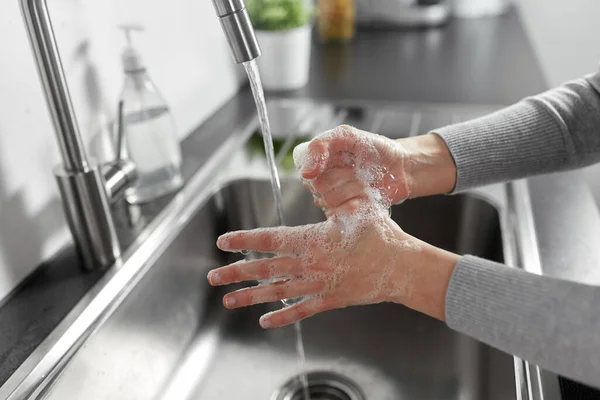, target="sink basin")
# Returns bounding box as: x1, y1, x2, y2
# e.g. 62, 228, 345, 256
38, 178, 514, 400
4, 99, 548, 400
